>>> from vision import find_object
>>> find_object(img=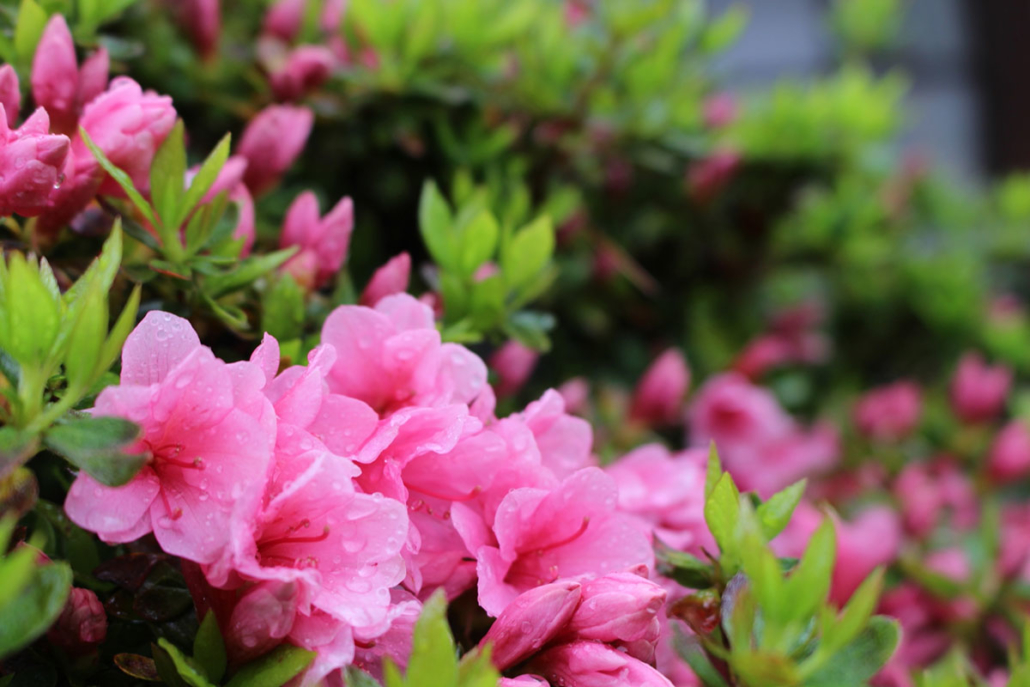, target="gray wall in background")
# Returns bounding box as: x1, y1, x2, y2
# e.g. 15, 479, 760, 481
707, 0, 981, 182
